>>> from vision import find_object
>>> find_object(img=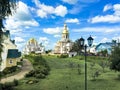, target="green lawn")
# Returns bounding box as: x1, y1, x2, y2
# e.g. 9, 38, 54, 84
14, 55, 120, 90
